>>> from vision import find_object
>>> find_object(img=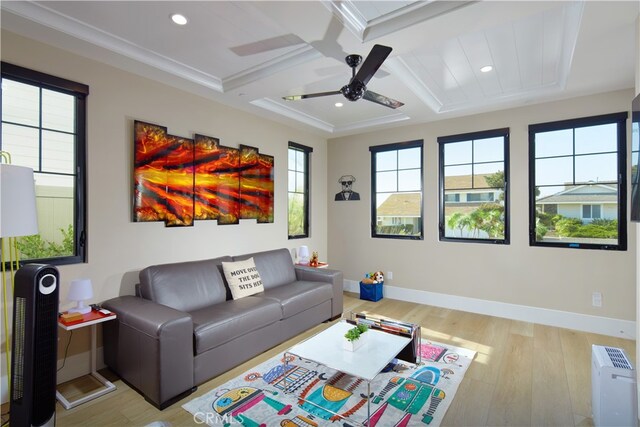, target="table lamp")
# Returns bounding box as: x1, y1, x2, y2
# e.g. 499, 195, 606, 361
67, 279, 94, 314
298, 245, 310, 265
